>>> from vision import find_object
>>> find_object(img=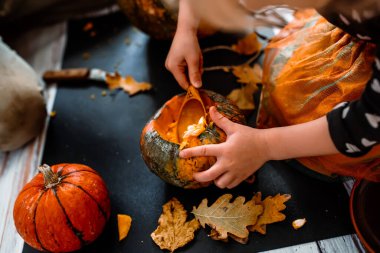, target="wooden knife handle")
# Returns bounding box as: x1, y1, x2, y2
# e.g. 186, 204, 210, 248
43, 68, 90, 83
